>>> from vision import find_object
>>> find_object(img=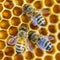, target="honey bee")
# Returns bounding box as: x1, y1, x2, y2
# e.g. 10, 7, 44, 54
23, 4, 46, 26
28, 31, 53, 51
32, 13, 46, 26
23, 4, 36, 17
